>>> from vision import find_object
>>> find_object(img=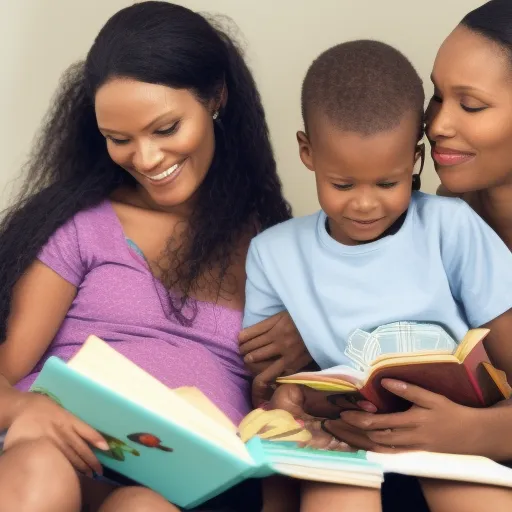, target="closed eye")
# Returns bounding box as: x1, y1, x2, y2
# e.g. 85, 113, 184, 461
332, 183, 353, 191
461, 104, 487, 113
155, 121, 180, 136
107, 135, 130, 145
378, 182, 398, 189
